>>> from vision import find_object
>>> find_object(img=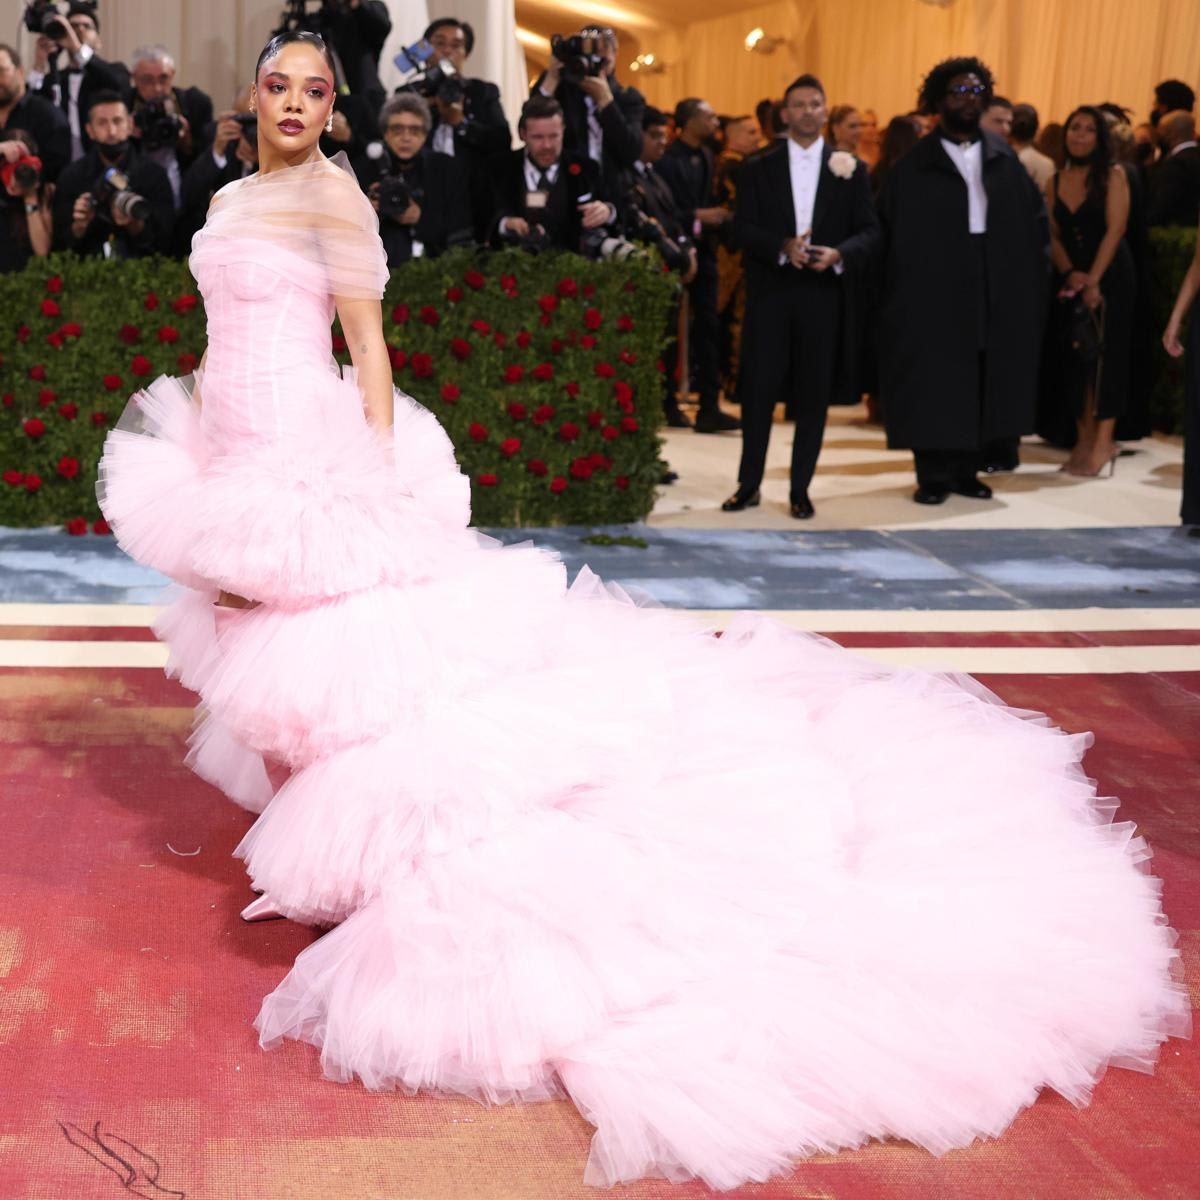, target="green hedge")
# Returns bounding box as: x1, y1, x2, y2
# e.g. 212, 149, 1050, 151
0, 247, 675, 532
1147, 225, 1197, 435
